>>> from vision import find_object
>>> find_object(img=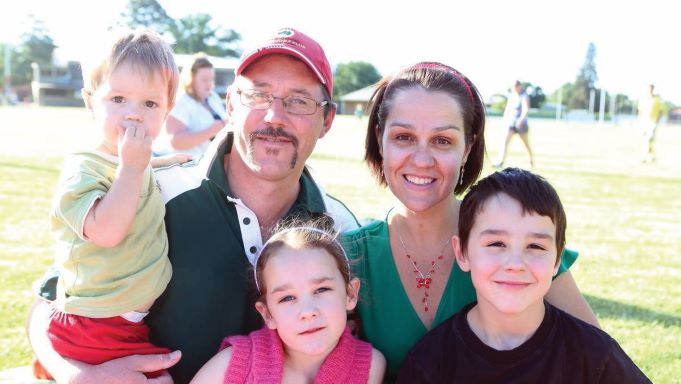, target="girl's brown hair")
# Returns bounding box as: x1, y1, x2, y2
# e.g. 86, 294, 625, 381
254, 216, 351, 302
